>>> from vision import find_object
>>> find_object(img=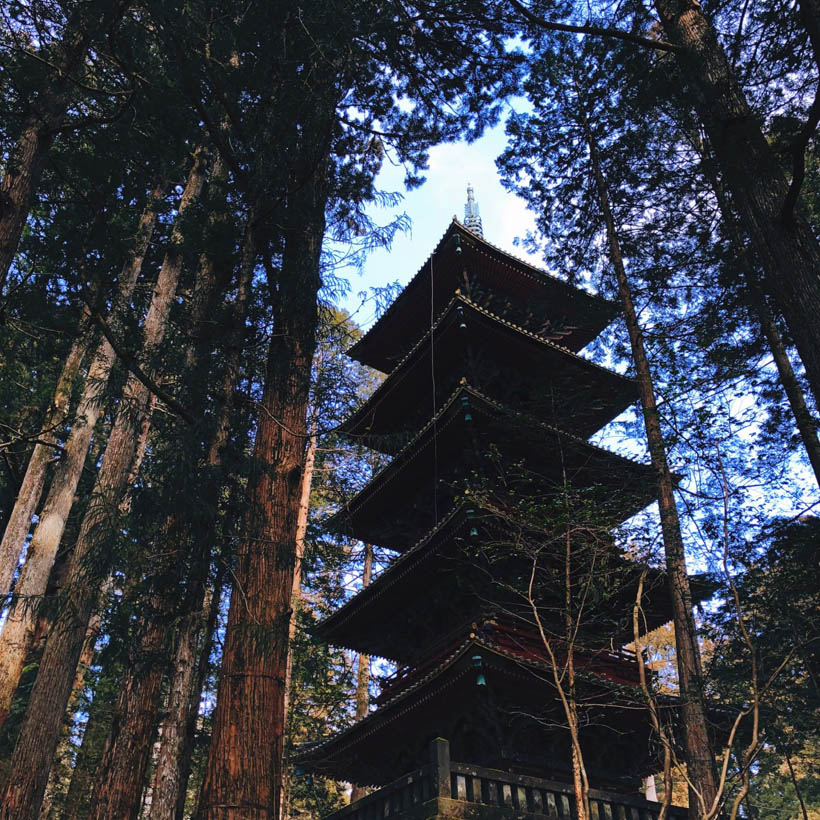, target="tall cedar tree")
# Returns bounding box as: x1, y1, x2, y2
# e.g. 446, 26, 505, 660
145, 216, 255, 820
582, 117, 719, 819
0, 180, 170, 728
160, 3, 521, 818
493, 33, 794, 816
85, 157, 242, 820
0, 0, 131, 292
